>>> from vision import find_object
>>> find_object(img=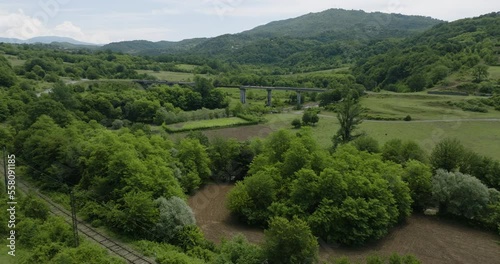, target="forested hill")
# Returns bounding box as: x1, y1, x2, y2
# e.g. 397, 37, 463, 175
354, 12, 500, 92
240, 9, 442, 39
101, 9, 442, 71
